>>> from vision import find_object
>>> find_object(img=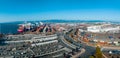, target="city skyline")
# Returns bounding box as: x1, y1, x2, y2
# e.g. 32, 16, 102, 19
0, 0, 120, 22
